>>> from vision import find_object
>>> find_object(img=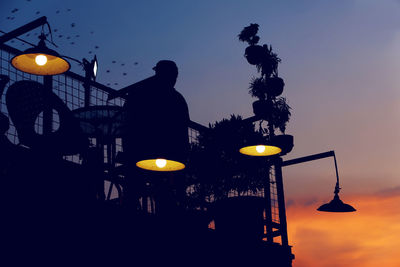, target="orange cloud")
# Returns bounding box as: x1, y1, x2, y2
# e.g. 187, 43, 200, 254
286, 192, 400, 267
